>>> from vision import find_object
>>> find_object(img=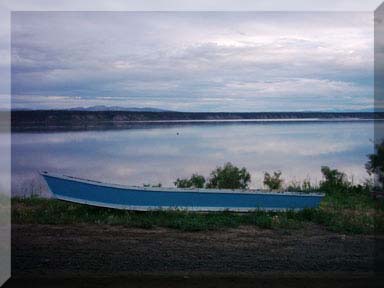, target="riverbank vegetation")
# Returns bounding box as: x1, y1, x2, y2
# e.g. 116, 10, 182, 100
11, 189, 384, 234
11, 141, 384, 234
174, 163, 251, 190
